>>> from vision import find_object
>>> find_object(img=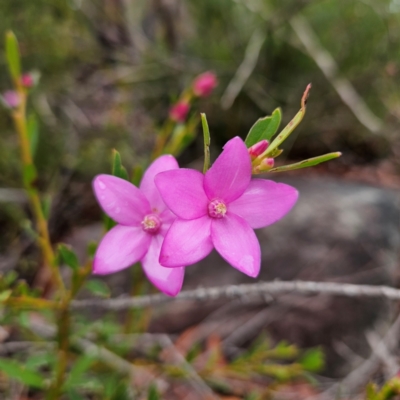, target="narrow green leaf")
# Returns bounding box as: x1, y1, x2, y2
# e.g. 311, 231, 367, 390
148, 384, 161, 400
58, 244, 80, 271
27, 114, 39, 156
0, 358, 46, 389
5, 31, 21, 82
131, 165, 143, 186
66, 390, 86, 400
41, 195, 52, 220
111, 149, 129, 181
0, 290, 12, 302
64, 355, 96, 389
201, 113, 211, 173
366, 383, 378, 400
299, 348, 324, 372
87, 241, 98, 259
22, 164, 38, 188
268, 152, 341, 173
265, 84, 311, 156
25, 352, 55, 371
85, 279, 110, 298
245, 108, 281, 148
4, 271, 18, 286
